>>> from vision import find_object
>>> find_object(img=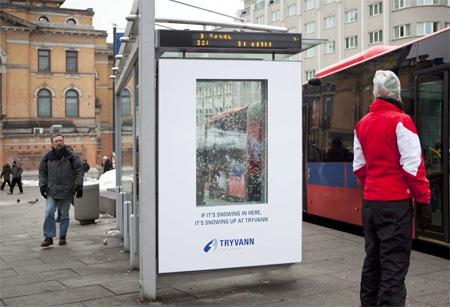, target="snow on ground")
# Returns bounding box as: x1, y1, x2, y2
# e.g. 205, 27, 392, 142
21, 170, 120, 192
